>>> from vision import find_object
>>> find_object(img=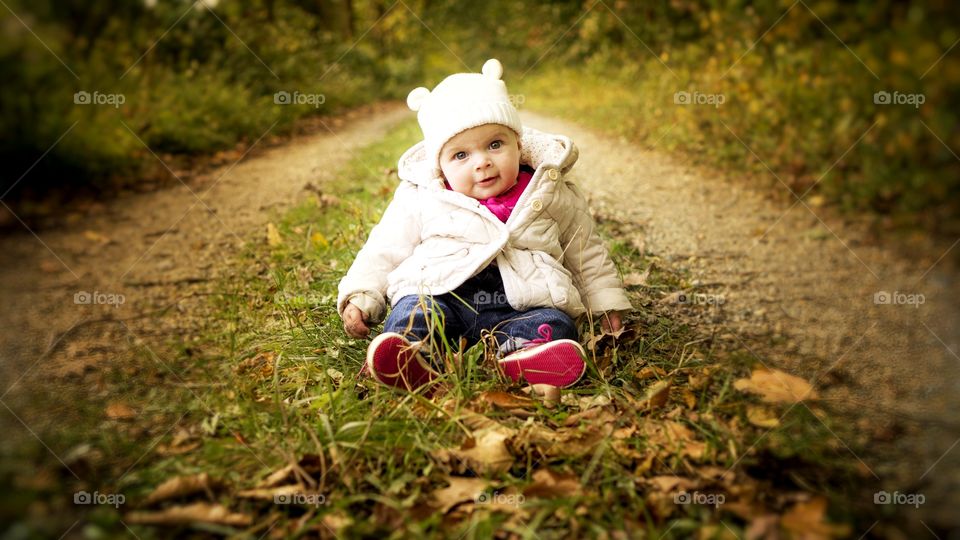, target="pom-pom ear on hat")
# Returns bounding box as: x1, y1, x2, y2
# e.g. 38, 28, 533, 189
407, 87, 430, 111
481, 58, 503, 79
